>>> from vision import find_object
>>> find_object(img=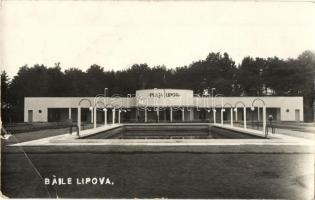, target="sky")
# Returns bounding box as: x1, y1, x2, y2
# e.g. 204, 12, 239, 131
1, 1, 315, 77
